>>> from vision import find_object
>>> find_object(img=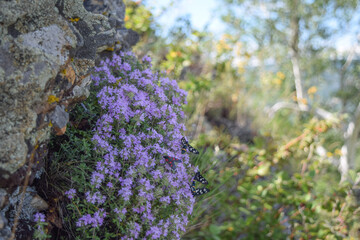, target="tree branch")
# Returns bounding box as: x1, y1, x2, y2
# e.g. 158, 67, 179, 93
267, 101, 338, 122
